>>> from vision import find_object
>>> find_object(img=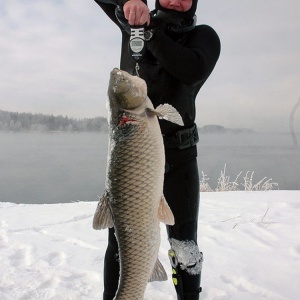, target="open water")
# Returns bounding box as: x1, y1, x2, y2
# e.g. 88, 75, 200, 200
0, 131, 299, 204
